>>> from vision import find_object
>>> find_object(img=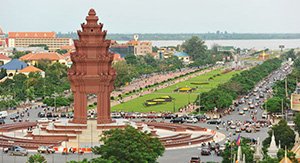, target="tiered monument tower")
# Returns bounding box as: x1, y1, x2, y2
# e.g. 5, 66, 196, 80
68, 9, 116, 124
